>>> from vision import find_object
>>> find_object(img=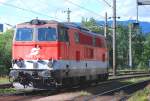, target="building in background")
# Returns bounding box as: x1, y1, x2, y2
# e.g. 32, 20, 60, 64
0, 24, 3, 32
0, 23, 13, 33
